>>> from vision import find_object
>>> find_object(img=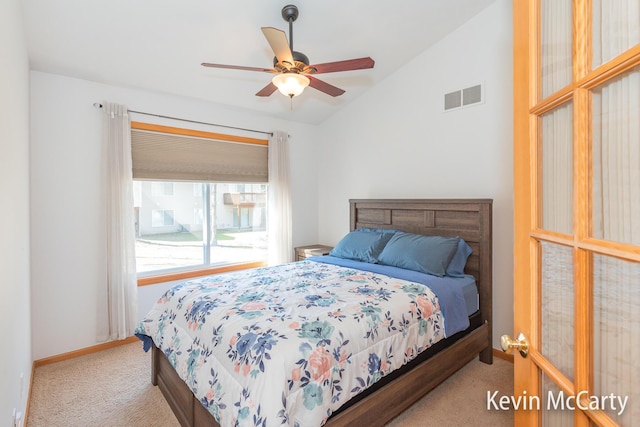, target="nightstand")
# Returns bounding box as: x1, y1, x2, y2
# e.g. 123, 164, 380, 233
294, 244, 333, 261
